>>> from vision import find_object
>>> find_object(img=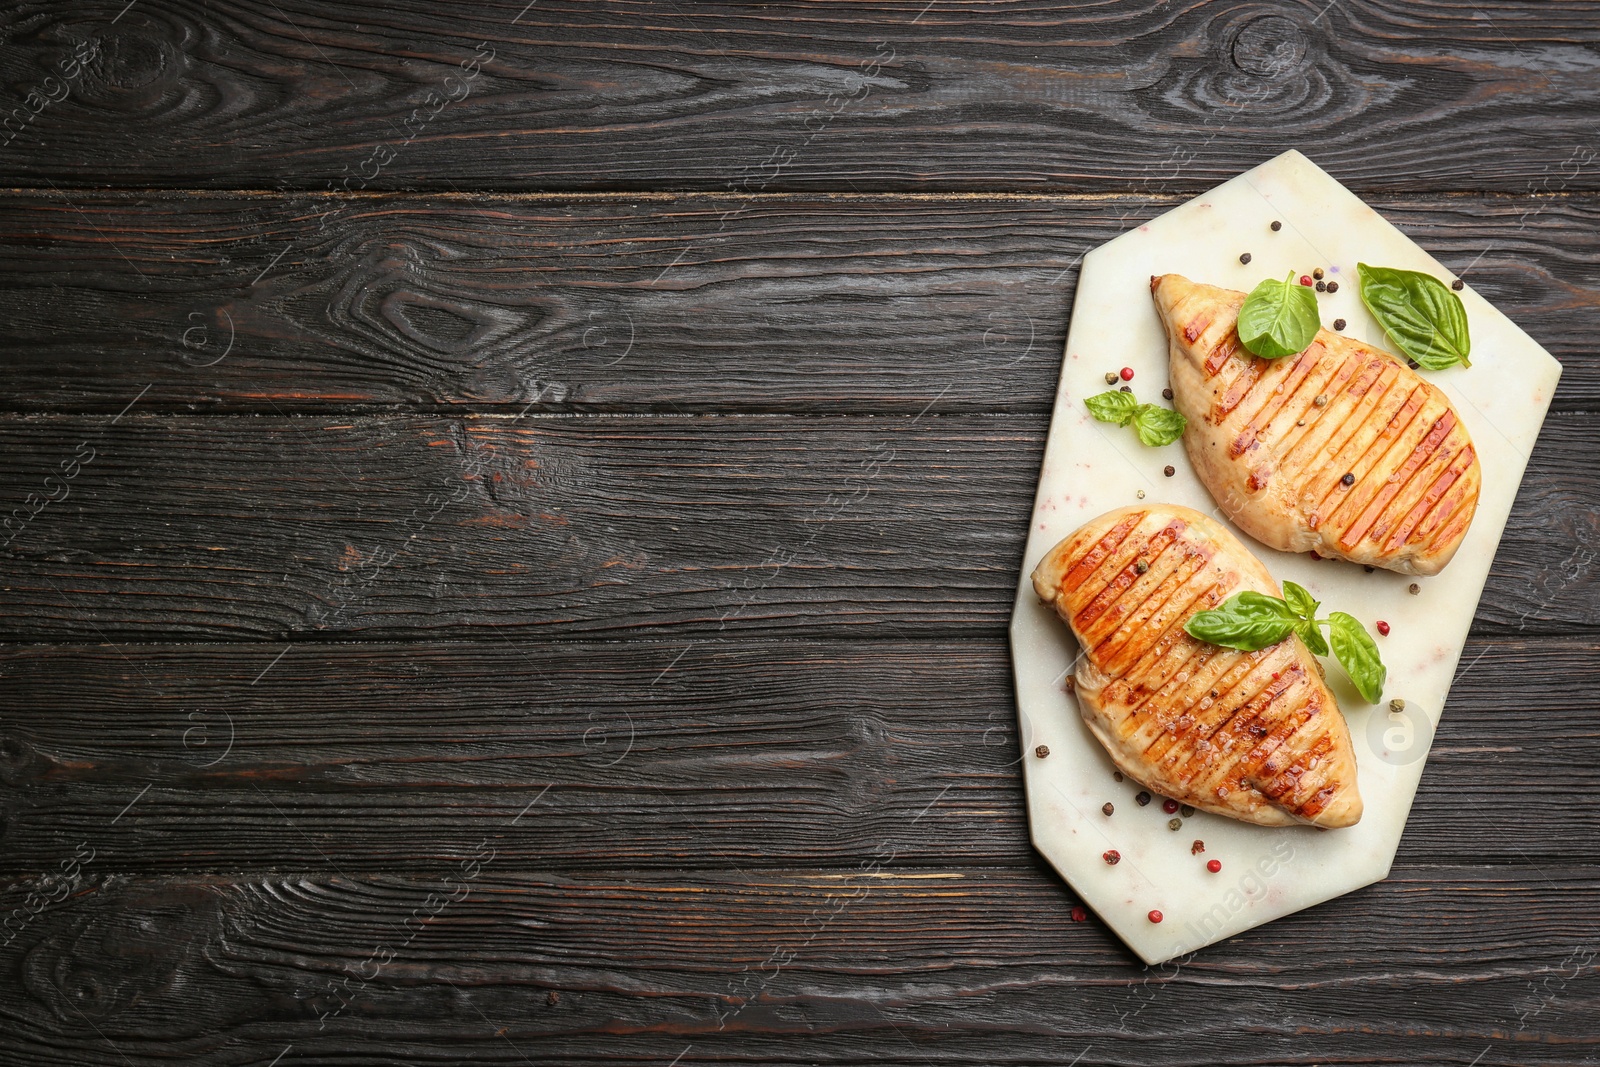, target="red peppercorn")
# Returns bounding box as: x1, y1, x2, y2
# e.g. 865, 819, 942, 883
1119, 367, 1135, 381
1071, 905, 1088, 922
1206, 859, 1222, 873
1148, 910, 1163, 924
1376, 620, 1391, 636
1299, 275, 1313, 286
1103, 850, 1120, 865
1162, 799, 1179, 815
